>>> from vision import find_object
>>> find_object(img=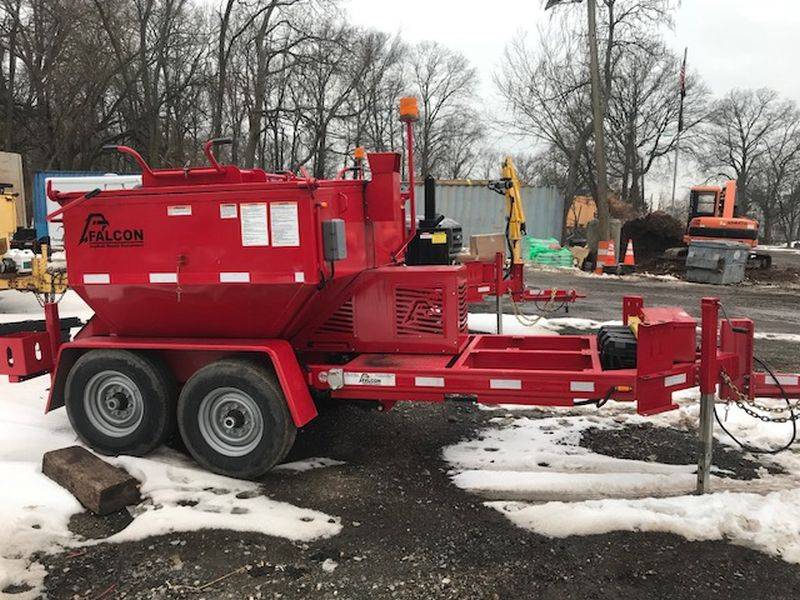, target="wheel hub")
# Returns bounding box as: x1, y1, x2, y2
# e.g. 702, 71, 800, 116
198, 388, 264, 457
223, 409, 246, 430
84, 371, 145, 438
